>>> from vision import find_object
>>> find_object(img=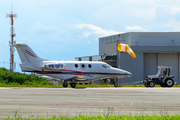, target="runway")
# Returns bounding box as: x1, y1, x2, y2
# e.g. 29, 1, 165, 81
0, 87, 180, 118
